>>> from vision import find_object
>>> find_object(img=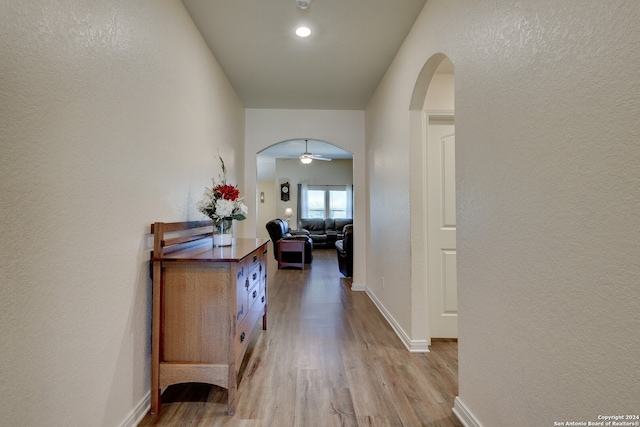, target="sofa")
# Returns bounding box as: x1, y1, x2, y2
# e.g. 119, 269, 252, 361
335, 224, 353, 277
265, 218, 313, 264
298, 217, 353, 248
